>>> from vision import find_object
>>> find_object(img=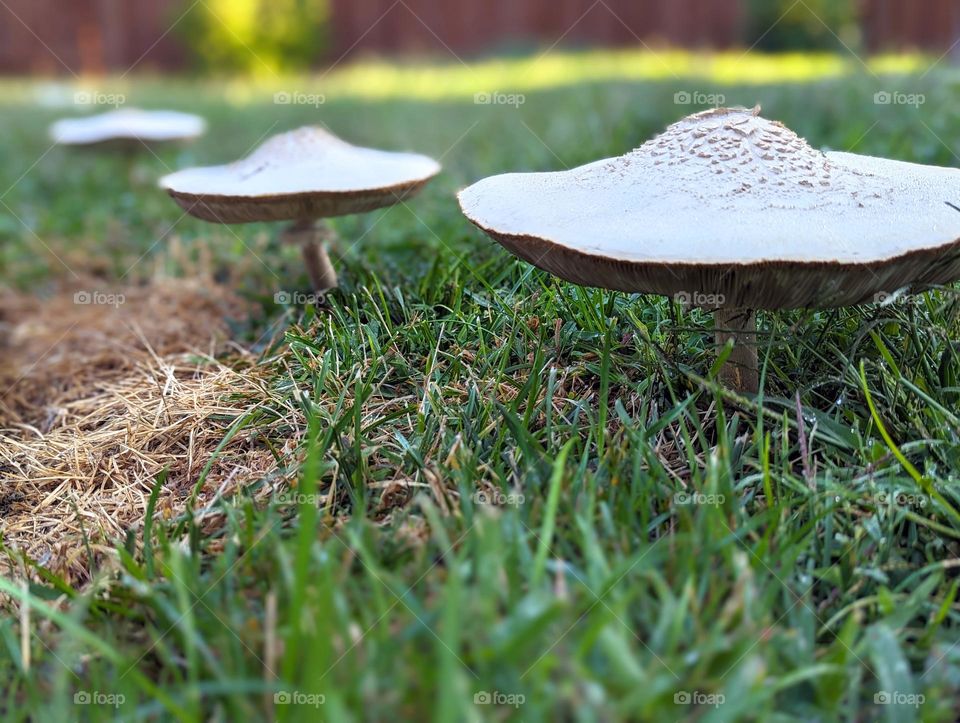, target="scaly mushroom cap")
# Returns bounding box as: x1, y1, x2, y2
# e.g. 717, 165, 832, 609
160, 126, 442, 223
459, 107, 960, 309
50, 109, 206, 146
